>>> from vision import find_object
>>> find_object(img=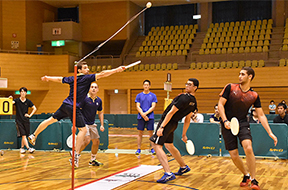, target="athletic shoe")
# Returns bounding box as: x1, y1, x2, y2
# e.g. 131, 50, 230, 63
28, 134, 36, 146
0, 150, 4, 156
251, 179, 261, 190
150, 148, 156, 155
157, 172, 176, 183
89, 159, 103, 166
240, 174, 251, 187
69, 155, 80, 168
20, 148, 26, 154
28, 148, 35, 153
174, 165, 191, 176
135, 149, 141, 155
